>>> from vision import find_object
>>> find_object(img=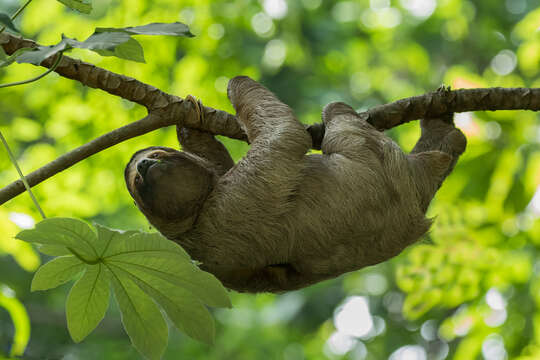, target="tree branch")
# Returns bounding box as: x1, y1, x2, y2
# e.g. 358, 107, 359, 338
365, 87, 540, 130
1, 33, 539, 205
